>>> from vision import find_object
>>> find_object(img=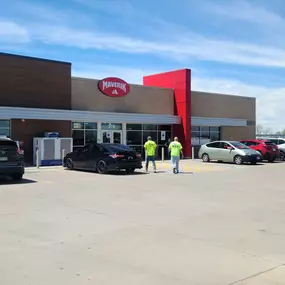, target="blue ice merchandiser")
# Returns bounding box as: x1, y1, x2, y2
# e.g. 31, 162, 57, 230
33, 137, 73, 166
